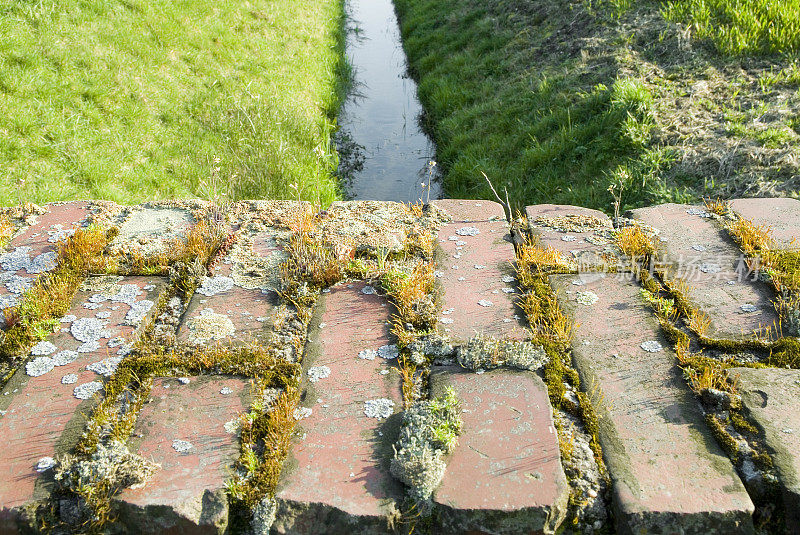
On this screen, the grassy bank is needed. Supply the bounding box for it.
[394,0,800,213]
[0,0,349,205]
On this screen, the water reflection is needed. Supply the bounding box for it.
[338,0,440,202]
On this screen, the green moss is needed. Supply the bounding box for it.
[730,411,759,436]
[705,414,740,465]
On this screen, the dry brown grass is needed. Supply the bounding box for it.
[231,387,300,507]
[397,356,418,409]
[729,217,772,257]
[382,261,439,329]
[614,225,656,259]
[687,309,712,337]
[703,197,730,216]
[0,215,12,249]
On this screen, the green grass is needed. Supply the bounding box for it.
[0,0,349,205]
[663,0,800,56]
[394,0,682,214]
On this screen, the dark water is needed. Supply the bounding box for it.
[338,0,441,202]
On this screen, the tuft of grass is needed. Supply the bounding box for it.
[703,197,730,216]
[0,216,12,250]
[662,0,800,56]
[0,0,349,205]
[614,225,656,259]
[229,388,300,508]
[380,261,439,330]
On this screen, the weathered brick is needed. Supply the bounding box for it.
[273,282,404,534]
[631,203,778,340]
[730,198,800,250]
[729,367,800,532]
[109,202,198,258]
[114,376,250,534]
[526,204,615,272]
[431,200,526,343]
[0,202,93,328]
[177,226,287,346]
[0,275,166,532]
[553,274,754,534]
[430,366,569,534]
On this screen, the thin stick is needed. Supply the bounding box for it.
[480,171,511,222]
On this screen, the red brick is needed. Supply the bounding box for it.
[430,367,569,534]
[0,276,166,529]
[631,203,778,340]
[526,204,615,272]
[553,274,754,534]
[177,227,286,346]
[115,376,250,534]
[273,282,404,534]
[432,200,527,343]
[729,367,800,532]
[730,197,800,250]
[0,202,93,329]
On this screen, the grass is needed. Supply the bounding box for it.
[662,0,800,56]
[0,0,349,205]
[392,0,682,214]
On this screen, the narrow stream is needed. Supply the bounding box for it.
[337,0,441,202]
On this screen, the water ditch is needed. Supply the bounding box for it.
[336,0,441,203]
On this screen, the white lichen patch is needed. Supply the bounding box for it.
[220,386,233,395]
[87,356,123,377]
[562,235,577,242]
[307,366,331,382]
[61,374,78,385]
[390,388,462,507]
[186,309,235,344]
[686,208,712,218]
[440,318,454,324]
[361,285,376,295]
[124,299,153,326]
[74,381,104,400]
[78,341,101,353]
[358,349,377,360]
[47,224,76,243]
[224,419,241,435]
[196,275,235,297]
[3,273,32,294]
[225,228,288,291]
[478,299,493,307]
[456,226,480,237]
[293,407,312,420]
[740,304,758,313]
[52,350,78,366]
[0,247,57,274]
[364,398,395,419]
[501,287,515,293]
[691,244,708,252]
[378,344,399,360]
[26,356,55,377]
[36,457,57,472]
[576,291,599,306]
[640,340,663,352]
[178,377,191,385]
[54,440,159,495]
[171,439,194,453]
[30,341,57,356]
[458,335,548,371]
[474,264,486,270]
[71,317,106,343]
[699,263,722,274]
